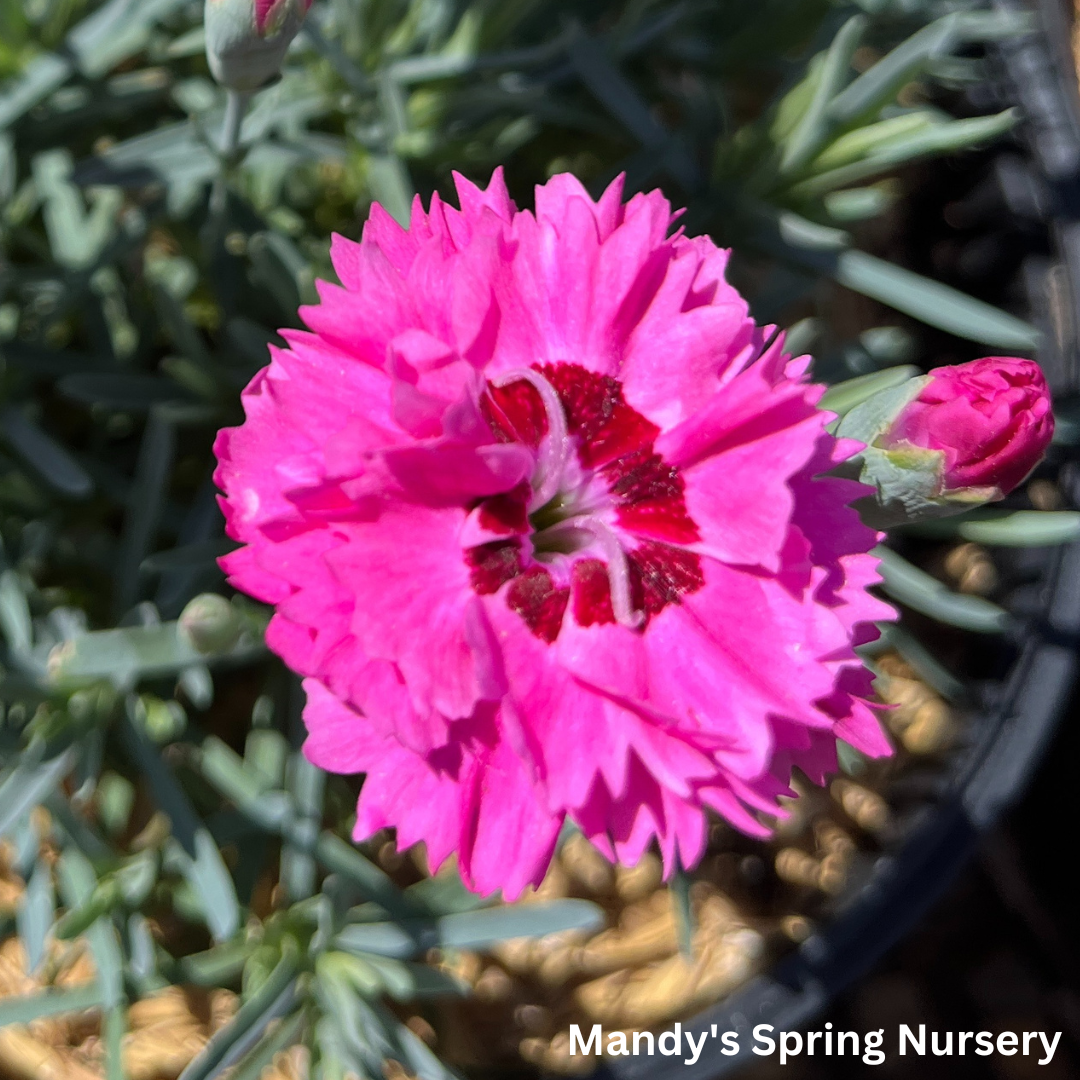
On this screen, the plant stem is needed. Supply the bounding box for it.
[209,89,251,221]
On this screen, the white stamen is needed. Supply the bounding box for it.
[561,515,644,630]
[492,368,568,509]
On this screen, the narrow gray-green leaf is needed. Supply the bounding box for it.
[826,15,958,127]
[316,971,386,1077]
[780,15,866,174]
[908,509,1080,547]
[872,622,966,703]
[314,833,417,918]
[18,858,55,975]
[281,754,324,902]
[791,110,1018,199]
[113,408,175,617]
[47,620,263,686]
[118,715,240,942]
[567,29,698,189]
[336,899,605,959]
[366,154,414,228]
[0,568,33,655]
[831,250,1039,351]
[177,948,298,1080]
[0,406,94,499]
[0,985,104,1027]
[958,510,1080,547]
[335,922,416,959]
[68,0,191,79]
[837,739,869,777]
[178,942,251,986]
[0,131,14,202]
[0,742,77,843]
[227,1009,307,1080]
[824,184,897,222]
[405,872,491,916]
[381,1002,464,1080]
[438,898,604,949]
[128,913,161,987]
[56,849,125,1009]
[103,1004,127,1080]
[0,54,72,130]
[248,231,317,315]
[198,732,407,919]
[671,868,694,960]
[875,546,1010,633]
[826,10,1032,128]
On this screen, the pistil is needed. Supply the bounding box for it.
[491,368,569,510]
[469,362,705,642]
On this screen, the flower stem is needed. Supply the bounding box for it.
[209,89,251,221]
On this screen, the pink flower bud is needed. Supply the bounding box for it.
[883,357,1053,496]
[835,356,1055,530]
[205,0,313,92]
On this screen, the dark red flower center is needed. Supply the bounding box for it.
[466,363,704,643]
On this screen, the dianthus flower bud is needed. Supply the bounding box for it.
[837,356,1054,530]
[205,0,313,92]
[179,593,242,653]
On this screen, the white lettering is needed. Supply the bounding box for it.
[607,1032,629,1056]
[863,1029,885,1065]
[753,1025,775,1056]
[931,1031,952,1056]
[659,1023,682,1057]
[1039,1032,1062,1065]
[683,1031,709,1066]
[779,1032,803,1065]
[899,1024,925,1055]
[837,1032,859,1055]
[569,1025,601,1056]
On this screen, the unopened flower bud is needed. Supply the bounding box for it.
[133,694,188,744]
[179,593,242,653]
[205,0,313,92]
[837,357,1054,530]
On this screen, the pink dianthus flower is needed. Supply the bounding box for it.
[214,169,894,899]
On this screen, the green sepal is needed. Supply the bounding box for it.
[835,375,929,446]
[836,375,1004,530]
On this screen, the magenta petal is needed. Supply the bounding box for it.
[681,408,822,571]
[383,442,533,505]
[303,680,467,874]
[487,598,635,810]
[327,507,501,722]
[457,739,563,900]
[452,166,516,225]
[302,680,379,775]
[216,169,896,897]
